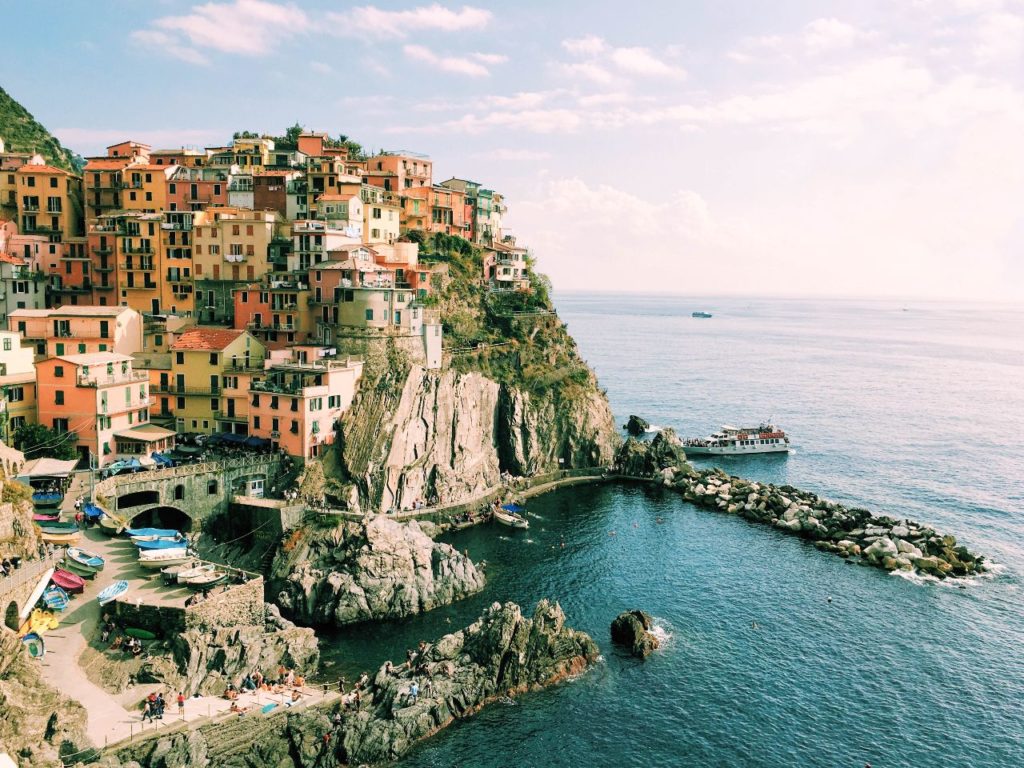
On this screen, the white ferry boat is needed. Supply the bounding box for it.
[683,424,790,455]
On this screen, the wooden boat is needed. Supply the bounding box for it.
[176,563,217,583]
[135,538,187,551]
[494,504,529,530]
[126,527,181,539]
[138,549,191,569]
[51,569,85,594]
[62,559,99,579]
[22,632,45,659]
[160,561,199,584]
[32,512,60,522]
[36,521,78,533]
[96,580,128,606]
[98,513,126,536]
[125,627,157,640]
[41,585,70,612]
[40,530,81,545]
[184,570,228,590]
[66,547,105,573]
[32,491,63,508]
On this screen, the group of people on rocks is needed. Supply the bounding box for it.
[99,614,145,658]
[223,665,307,702]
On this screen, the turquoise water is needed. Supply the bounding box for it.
[323,295,1024,767]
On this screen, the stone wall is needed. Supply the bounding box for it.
[111,600,187,636]
[184,576,264,631]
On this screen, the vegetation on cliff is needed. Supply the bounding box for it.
[0,85,82,171]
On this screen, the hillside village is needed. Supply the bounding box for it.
[0,128,535,466]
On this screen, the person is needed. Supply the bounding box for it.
[337,677,346,694]
[285,668,295,686]
[177,692,185,715]
[142,700,153,723]
[408,680,419,705]
[155,693,165,720]
[332,711,343,728]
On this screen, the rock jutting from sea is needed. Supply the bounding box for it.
[615,430,986,578]
[97,600,599,768]
[272,514,486,627]
[610,610,660,658]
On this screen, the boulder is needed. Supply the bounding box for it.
[610,610,660,659]
[623,415,650,436]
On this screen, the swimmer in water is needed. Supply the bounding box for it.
[827,596,832,604]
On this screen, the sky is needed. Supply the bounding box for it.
[3,0,1024,300]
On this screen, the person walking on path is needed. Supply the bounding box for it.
[177,692,185,716]
[142,700,153,723]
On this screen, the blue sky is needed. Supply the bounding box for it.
[4,0,1024,299]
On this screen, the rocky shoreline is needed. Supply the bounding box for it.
[617,430,986,578]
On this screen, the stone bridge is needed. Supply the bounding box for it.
[95,454,283,531]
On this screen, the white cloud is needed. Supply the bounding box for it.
[610,46,686,77]
[402,44,496,76]
[562,35,607,56]
[471,52,509,65]
[560,61,618,85]
[974,11,1024,61]
[132,0,309,62]
[558,36,685,81]
[328,4,491,39]
[310,61,333,74]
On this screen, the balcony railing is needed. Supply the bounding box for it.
[153,383,220,396]
[101,398,151,415]
[78,371,148,387]
[120,262,154,271]
[123,246,154,255]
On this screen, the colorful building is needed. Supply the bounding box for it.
[14,161,84,243]
[8,305,142,359]
[0,329,37,443]
[233,279,313,346]
[248,348,363,459]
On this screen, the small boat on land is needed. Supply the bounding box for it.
[36,521,78,533]
[691,311,713,319]
[161,561,200,584]
[138,548,191,568]
[32,512,60,522]
[83,503,104,522]
[20,608,59,636]
[40,530,81,545]
[51,569,85,594]
[97,580,129,606]
[125,627,157,641]
[98,512,126,536]
[32,491,63,508]
[176,563,216,583]
[495,504,529,530]
[62,559,99,579]
[41,585,70,611]
[22,632,45,658]
[126,527,181,539]
[66,547,105,573]
[683,423,791,456]
[185,570,228,590]
[135,537,187,551]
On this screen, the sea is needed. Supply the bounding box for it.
[321,295,1024,768]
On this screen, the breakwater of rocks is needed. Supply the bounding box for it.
[616,431,986,579]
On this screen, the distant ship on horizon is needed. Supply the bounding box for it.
[691,311,713,318]
[684,424,791,455]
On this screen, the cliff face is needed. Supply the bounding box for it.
[272,515,485,627]
[339,362,618,512]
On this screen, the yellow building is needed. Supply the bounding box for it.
[338,181,400,244]
[164,327,266,434]
[118,212,164,315]
[0,329,37,443]
[160,210,195,316]
[14,161,84,242]
[193,208,282,324]
[122,164,175,213]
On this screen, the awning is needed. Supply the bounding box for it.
[17,457,79,480]
[138,455,157,468]
[245,436,271,448]
[114,424,177,443]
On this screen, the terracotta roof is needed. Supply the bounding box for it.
[125,164,177,172]
[15,164,70,175]
[171,326,245,351]
[84,159,131,171]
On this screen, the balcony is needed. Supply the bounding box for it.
[21,203,40,212]
[123,246,154,255]
[101,398,151,415]
[52,285,92,294]
[78,371,148,387]
[94,264,114,272]
[249,322,296,332]
[217,414,246,424]
[153,383,220,396]
[119,282,158,291]
[251,379,303,395]
[93,283,114,291]
[223,362,267,373]
[120,262,154,271]
[93,246,114,255]
[161,222,193,231]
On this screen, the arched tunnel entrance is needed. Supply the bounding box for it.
[127,506,193,532]
[117,490,160,510]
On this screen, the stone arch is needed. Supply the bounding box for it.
[117,489,160,510]
[5,600,19,630]
[125,505,194,532]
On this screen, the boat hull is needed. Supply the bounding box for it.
[185,573,227,590]
[685,444,790,455]
[135,538,187,550]
[22,632,45,658]
[139,553,191,569]
[62,560,99,579]
[51,569,85,594]
[41,531,80,544]
[66,548,105,572]
[494,511,529,529]
[97,581,128,606]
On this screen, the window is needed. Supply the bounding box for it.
[53,418,68,433]
[8,386,23,402]
[56,343,64,356]
[49,177,57,188]
[209,352,218,365]
[365,309,373,321]
[208,480,218,495]
[177,397,185,409]
[54,365,64,378]
[290,420,299,434]
[176,352,184,364]
[253,416,261,429]
[100,320,109,338]
[2,338,9,352]
[78,343,86,353]
[54,390,65,405]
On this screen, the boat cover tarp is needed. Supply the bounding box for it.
[245,436,270,448]
[83,503,104,520]
[501,504,526,513]
[152,452,174,467]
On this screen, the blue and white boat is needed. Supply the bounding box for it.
[135,538,187,551]
[126,527,181,539]
[41,585,69,611]
[66,547,105,573]
[83,503,104,522]
[495,504,529,529]
[96,580,128,606]
[22,632,45,658]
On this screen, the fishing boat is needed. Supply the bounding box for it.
[135,537,187,551]
[160,561,199,584]
[691,311,713,319]
[125,627,157,640]
[82,503,104,523]
[36,521,78,534]
[494,504,529,530]
[21,632,45,659]
[96,580,129,606]
[683,423,791,455]
[176,563,217,584]
[138,548,191,569]
[51,569,85,594]
[32,491,63,508]
[97,512,126,536]
[32,512,61,522]
[126,527,182,539]
[66,547,105,573]
[185,570,228,590]
[41,585,70,612]
[62,559,99,579]
[40,530,81,545]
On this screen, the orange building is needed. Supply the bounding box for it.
[8,305,142,358]
[14,162,83,243]
[165,167,230,212]
[83,157,132,219]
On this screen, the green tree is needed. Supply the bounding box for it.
[13,423,78,461]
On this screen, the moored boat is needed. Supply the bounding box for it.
[19,608,59,637]
[125,627,157,640]
[176,563,217,584]
[98,512,126,536]
[62,559,99,579]
[96,580,129,606]
[160,561,200,584]
[494,504,529,530]
[32,512,60,522]
[66,547,105,573]
[21,632,45,658]
[40,530,80,545]
[41,585,70,611]
[691,311,713,319]
[185,570,228,590]
[51,569,85,594]
[36,521,78,533]
[683,423,791,456]
[138,548,191,568]
[135,537,187,551]
[82,503,104,522]
[32,491,63,508]
[126,527,181,539]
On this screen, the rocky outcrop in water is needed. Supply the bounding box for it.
[338,363,619,513]
[0,629,92,768]
[616,434,986,578]
[272,515,485,627]
[610,610,660,658]
[99,601,597,768]
[623,415,650,436]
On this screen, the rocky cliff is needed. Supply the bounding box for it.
[0,442,41,564]
[98,600,598,768]
[272,514,485,627]
[0,629,91,768]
